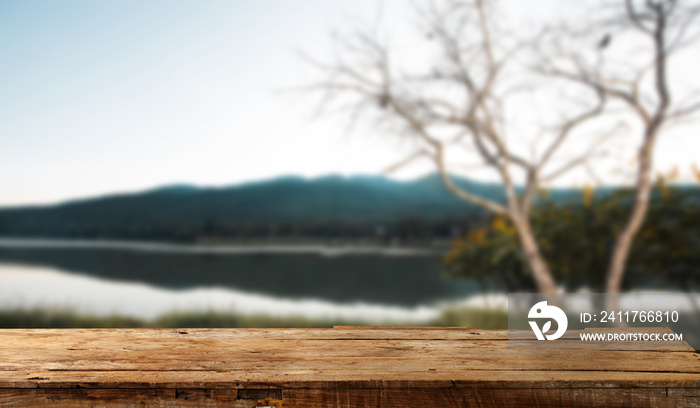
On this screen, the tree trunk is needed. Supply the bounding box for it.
[512,214,558,294]
[605,142,655,295]
[606,2,669,296]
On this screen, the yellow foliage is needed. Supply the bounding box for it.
[492,217,507,232]
[656,174,670,199]
[692,164,700,183]
[444,219,519,265]
[466,228,488,244]
[443,235,472,265]
[442,238,465,265]
[491,216,515,236]
[582,184,594,207]
[667,165,679,181]
[443,227,490,265]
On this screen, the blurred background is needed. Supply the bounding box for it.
[0,0,698,329]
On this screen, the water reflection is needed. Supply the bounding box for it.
[0,263,440,322]
[0,239,478,308]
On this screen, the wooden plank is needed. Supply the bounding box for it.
[0,387,695,408]
[0,326,686,344]
[669,387,700,398]
[0,327,512,341]
[0,330,697,375]
[1,346,697,374]
[0,328,697,407]
[0,326,687,341]
[0,388,241,408]
[1,370,699,390]
[511,326,694,350]
[282,388,694,408]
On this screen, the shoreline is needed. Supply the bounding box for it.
[0,237,448,257]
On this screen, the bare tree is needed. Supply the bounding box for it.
[543,0,700,295]
[304,0,614,293]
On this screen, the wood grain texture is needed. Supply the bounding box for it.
[283,388,700,408]
[0,327,697,407]
[0,389,242,408]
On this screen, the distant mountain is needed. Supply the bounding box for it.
[0,173,580,241]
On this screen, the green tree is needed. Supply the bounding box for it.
[443,181,700,292]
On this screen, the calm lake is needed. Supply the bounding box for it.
[0,239,478,321]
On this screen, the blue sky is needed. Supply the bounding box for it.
[0,0,419,205]
[1,0,698,206]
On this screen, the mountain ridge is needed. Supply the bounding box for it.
[2,172,683,242]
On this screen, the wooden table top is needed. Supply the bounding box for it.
[0,327,698,407]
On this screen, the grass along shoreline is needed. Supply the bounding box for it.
[0,306,508,329]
